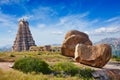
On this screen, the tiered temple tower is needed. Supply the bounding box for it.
[12,19,36,51]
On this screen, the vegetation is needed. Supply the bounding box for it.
[51,62,94,79]
[0,51,95,80]
[52,62,80,76]
[0,51,69,62]
[9,54,15,57]
[112,55,120,62]
[13,57,51,74]
[0,69,80,80]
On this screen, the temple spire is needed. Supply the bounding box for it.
[12,20,36,51]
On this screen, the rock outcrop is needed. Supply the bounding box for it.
[92,69,120,80]
[74,44,112,68]
[61,30,92,57]
[64,30,89,39]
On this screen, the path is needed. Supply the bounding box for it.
[0,62,14,71]
[74,61,120,70]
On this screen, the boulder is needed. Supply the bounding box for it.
[61,30,92,57]
[64,30,89,39]
[92,69,120,80]
[74,44,112,68]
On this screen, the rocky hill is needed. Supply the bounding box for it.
[0,46,11,52]
[95,38,120,56]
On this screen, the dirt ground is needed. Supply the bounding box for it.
[73,61,120,70]
[0,62,14,71]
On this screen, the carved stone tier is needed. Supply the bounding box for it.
[12,19,36,51]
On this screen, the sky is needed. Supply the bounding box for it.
[0,0,120,47]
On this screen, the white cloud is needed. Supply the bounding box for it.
[57,14,88,29]
[55,12,99,32]
[18,15,33,21]
[51,31,63,35]
[36,24,46,28]
[91,27,120,34]
[0,0,30,5]
[105,16,120,22]
[30,7,57,21]
[0,11,17,29]
[0,11,18,47]
[0,4,120,47]
[0,0,9,4]
[8,30,12,33]
[86,16,120,36]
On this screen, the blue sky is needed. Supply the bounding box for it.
[0,0,120,47]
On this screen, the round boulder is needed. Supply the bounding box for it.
[65,30,89,39]
[61,31,92,57]
[74,44,112,68]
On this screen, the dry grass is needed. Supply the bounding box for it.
[0,51,94,80]
[0,51,72,63]
[0,69,81,80]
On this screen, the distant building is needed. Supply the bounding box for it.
[12,19,36,52]
[50,46,61,52]
[29,45,61,52]
[44,45,51,51]
[29,46,45,52]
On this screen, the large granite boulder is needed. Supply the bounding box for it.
[65,30,89,39]
[61,30,92,57]
[74,44,112,68]
[92,69,120,80]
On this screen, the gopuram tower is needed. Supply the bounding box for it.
[12,19,36,52]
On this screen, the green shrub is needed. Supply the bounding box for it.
[51,62,94,79]
[112,55,118,58]
[79,68,94,79]
[13,57,51,74]
[37,52,42,55]
[10,54,15,57]
[52,62,79,76]
[112,55,120,62]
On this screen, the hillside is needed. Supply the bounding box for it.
[0,46,11,52]
[95,38,120,56]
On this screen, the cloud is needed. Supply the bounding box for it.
[105,16,120,22]
[85,16,120,36]
[95,27,120,33]
[36,24,46,28]
[30,7,57,21]
[0,0,30,5]
[88,27,120,35]
[55,12,99,32]
[0,11,18,47]
[57,14,88,28]
[0,4,120,47]
[51,31,63,35]
[8,30,12,33]
[18,15,33,21]
[0,0,9,4]
[0,11,17,28]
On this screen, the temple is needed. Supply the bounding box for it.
[12,19,36,51]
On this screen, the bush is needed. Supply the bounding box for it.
[112,55,118,58]
[79,68,94,79]
[37,51,42,55]
[51,62,94,79]
[9,54,15,57]
[112,55,120,62]
[52,62,79,76]
[13,57,51,74]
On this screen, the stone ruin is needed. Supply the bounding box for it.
[61,30,112,68]
[12,19,36,52]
